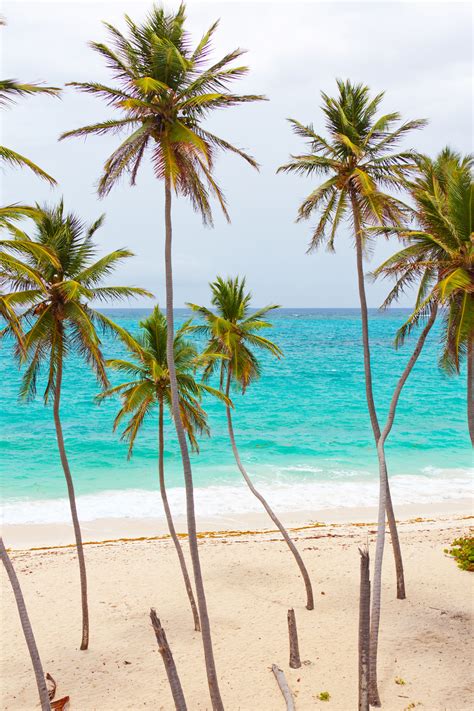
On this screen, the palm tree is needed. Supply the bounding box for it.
[99,305,229,632]
[278,79,426,705]
[374,148,474,444]
[0,201,151,650]
[60,6,263,706]
[0,537,51,711]
[1,19,59,183]
[188,276,315,610]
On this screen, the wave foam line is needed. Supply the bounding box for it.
[1,472,473,525]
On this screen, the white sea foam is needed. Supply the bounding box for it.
[2,470,472,525]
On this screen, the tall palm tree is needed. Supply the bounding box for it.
[0,201,151,650]
[188,276,315,610]
[374,148,474,444]
[99,305,229,632]
[0,537,51,711]
[278,79,426,705]
[61,5,263,705]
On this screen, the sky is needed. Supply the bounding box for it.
[1,0,472,307]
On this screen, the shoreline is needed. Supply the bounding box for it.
[2,499,472,549]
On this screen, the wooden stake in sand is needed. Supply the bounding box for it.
[287,609,301,669]
[272,664,296,711]
[150,609,187,711]
[358,548,370,711]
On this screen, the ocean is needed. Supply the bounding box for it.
[1,308,472,525]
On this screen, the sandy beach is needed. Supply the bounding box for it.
[1,506,473,710]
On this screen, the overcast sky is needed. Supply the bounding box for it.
[1,0,472,307]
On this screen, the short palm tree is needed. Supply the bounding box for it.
[374,148,474,444]
[61,6,263,705]
[99,306,228,632]
[0,201,151,650]
[0,537,51,711]
[278,79,426,705]
[188,276,315,610]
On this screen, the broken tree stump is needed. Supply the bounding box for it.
[287,608,301,669]
[150,608,187,711]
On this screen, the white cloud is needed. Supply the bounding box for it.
[1,0,472,307]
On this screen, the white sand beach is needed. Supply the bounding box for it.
[1,505,473,710]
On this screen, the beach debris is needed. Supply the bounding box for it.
[271,664,295,711]
[45,671,69,710]
[358,547,370,711]
[149,609,187,711]
[45,673,56,700]
[287,609,301,669]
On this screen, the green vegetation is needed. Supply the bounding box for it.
[445,537,474,571]
[395,677,406,685]
[317,691,331,701]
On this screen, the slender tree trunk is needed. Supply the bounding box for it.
[53,348,89,650]
[158,399,200,632]
[163,178,224,711]
[225,369,314,610]
[352,207,406,601]
[358,547,370,711]
[368,304,438,706]
[468,335,474,447]
[0,537,51,711]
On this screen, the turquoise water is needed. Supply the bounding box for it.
[1,308,472,522]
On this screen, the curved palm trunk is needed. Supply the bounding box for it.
[164,178,224,711]
[353,219,406,601]
[0,537,51,711]
[367,304,438,706]
[468,335,474,447]
[158,399,201,632]
[54,350,89,650]
[225,369,314,610]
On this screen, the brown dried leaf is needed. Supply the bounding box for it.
[45,673,56,701]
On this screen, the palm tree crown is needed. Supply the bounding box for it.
[61,2,263,221]
[99,305,227,454]
[278,79,427,250]
[374,147,473,372]
[187,276,282,391]
[0,200,151,398]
